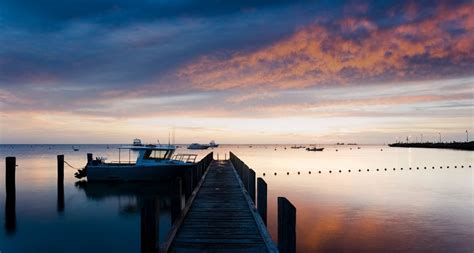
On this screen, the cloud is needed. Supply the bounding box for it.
[178,2,474,91]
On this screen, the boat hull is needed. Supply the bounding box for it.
[86,164,193,181]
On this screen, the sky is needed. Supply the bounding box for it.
[0,0,473,144]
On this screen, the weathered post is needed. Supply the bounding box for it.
[257,178,267,225]
[141,197,159,253]
[87,153,93,164]
[57,155,65,213]
[278,197,296,253]
[249,169,256,204]
[5,157,16,234]
[171,178,183,223]
[57,155,64,184]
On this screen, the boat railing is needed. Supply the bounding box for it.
[173,154,198,163]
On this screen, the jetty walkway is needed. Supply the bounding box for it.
[163,158,278,253]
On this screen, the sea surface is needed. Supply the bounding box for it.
[0,144,473,253]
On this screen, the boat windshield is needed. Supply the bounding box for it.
[143,149,173,160]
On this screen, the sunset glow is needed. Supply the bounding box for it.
[0,0,473,144]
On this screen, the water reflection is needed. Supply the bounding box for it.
[57,177,64,213]
[75,181,177,251]
[4,188,16,235]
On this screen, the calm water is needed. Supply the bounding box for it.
[0,144,473,252]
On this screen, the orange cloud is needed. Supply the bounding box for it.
[178,3,474,91]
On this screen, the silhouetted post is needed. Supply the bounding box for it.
[249,169,256,203]
[141,197,159,253]
[184,169,193,201]
[57,155,64,184]
[5,157,16,234]
[171,178,183,223]
[87,153,93,164]
[257,178,267,225]
[57,155,64,212]
[278,197,296,253]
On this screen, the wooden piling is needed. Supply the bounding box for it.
[249,169,256,203]
[87,153,93,164]
[257,177,267,225]
[57,155,64,212]
[6,157,16,198]
[141,197,159,253]
[5,157,16,234]
[278,197,296,253]
[171,178,183,223]
[57,155,64,184]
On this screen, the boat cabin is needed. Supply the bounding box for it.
[116,145,197,165]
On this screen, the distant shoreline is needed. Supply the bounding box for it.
[388,142,474,151]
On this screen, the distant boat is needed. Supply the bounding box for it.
[290,145,305,149]
[209,140,218,148]
[72,146,79,151]
[132,138,143,146]
[208,140,219,148]
[347,143,357,145]
[187,143,210,150]
[306,146,324,152]
[336,142,345,145]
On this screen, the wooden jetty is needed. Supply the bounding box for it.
[4,152,295,253]
[162,157,279,253]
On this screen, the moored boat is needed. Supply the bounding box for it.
[306,147,324,151]
[208,140,219,148]
[187,143,210,150]
[75,145,198,181]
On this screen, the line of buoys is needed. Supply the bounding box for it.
[260,165,472,176]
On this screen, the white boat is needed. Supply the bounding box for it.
[76,145,197,181]
[187,143,210,150]
[132,138,143,146]
[208,140,219,148]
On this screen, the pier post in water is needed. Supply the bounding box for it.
[278,197,296,253]
[257,178,267,225]
[249,169,256,203]
[141,197,159,253]
[87,153,93,164]
[57,155,65,212]
[171,178,183,223]
[5,157,17,234]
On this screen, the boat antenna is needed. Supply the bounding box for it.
[172,126,176,145]
[168,132,170,146]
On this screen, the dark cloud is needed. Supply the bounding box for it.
[1,0,473,117]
